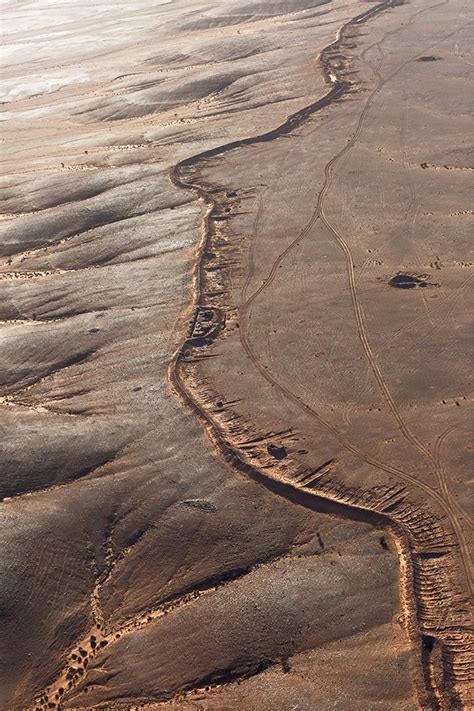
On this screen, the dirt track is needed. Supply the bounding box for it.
[170,0,473,706]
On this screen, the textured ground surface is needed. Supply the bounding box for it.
[1,0,472,709]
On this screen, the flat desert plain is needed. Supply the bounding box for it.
[0,0,472,709]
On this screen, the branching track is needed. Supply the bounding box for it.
[237,0,473,597]
[167,1,473,709]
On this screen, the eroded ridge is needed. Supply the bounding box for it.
[168,1,473,709]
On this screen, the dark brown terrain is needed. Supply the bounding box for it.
[1,0,472,709]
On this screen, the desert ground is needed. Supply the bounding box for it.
[0,0,472,709]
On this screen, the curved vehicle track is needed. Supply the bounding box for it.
[236,0,474,596]
[170,0,473,707]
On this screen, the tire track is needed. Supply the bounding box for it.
[240,2,454,465]
[168,0,472,706]
[434,427,474,529]
[315,19,440,467]
[236,0,473,593]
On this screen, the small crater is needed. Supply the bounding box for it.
[389,273,434,289]
[181,499,218,513]
[267,443,288,460]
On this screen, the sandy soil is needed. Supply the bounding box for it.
[1,0,472,709]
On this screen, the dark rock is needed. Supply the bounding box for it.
[267,443,288,460]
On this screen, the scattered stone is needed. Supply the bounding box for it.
[181,499,218,513]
